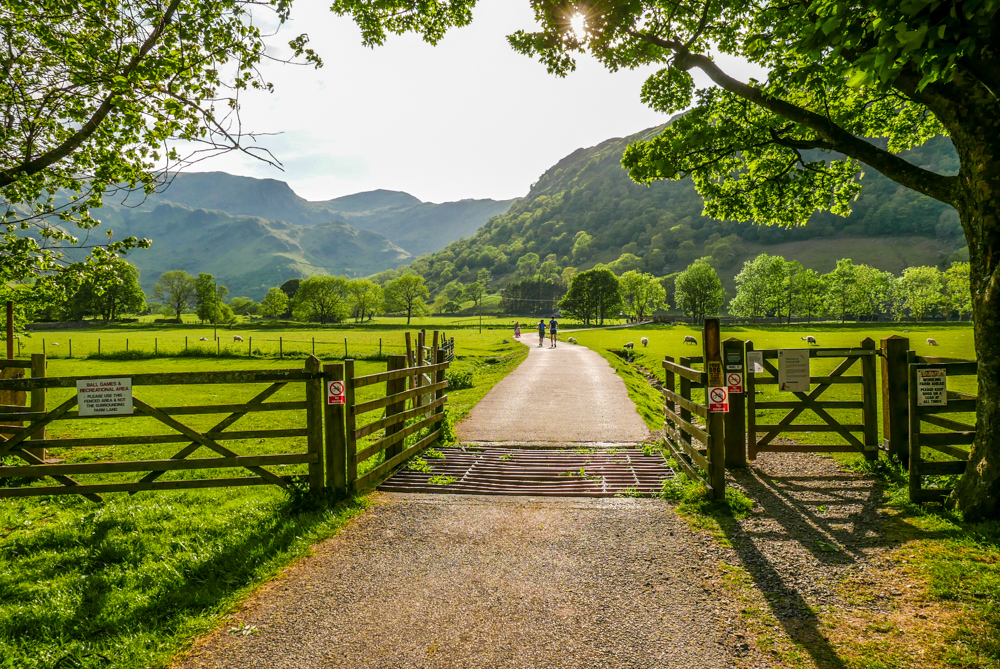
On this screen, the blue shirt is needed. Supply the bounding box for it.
[549,320,558,332]
[537,322,546,334]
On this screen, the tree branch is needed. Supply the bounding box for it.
[632,31,958,205]
[0,0,182,189]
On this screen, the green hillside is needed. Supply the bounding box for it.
[112,204,411,298]
[111,172,513,257]
[405,126,965,293]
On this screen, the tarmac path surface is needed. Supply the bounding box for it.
[174,339,756,669]
[454,337,651,444]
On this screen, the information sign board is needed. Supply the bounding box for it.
[76,378,133,417]
[778,350,810,392]
[707,361,724,387]
[709,386,729,413]
[916,368,947,406]
[327,380,346,405]
[725,349,743,371]
[727,372,743,394]
[747,350,764,373]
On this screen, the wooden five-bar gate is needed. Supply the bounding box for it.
[745,338,879,461]
[0,331,454,500]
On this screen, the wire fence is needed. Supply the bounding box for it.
[11,335,415,362]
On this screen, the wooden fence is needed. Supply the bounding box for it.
[745,338,878,461]
[907,357,977,503]
[0,358,326,500]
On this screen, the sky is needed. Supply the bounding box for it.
[193,1,760,205]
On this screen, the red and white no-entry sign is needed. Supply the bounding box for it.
[709,386,729,413]
[327,380,345,405]
[727,372,743,394]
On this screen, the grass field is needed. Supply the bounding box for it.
[562,321,976,450]
[0,328,527,669]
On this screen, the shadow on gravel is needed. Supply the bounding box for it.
[720,466,887,669]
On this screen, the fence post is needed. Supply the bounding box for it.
[663,355,676,442]
[249,337,252,358]
[279,337,283,359]
[435,348,447,428]
[907,360,921,501]
[324,362,347,495]
[414,330,425,410]
[345,358,357,490]
[155,339,158,356]
[184,336,187,352]
[384,355,407,459]
[703,318,725,500]
[29,353,46,462]
[304,356,324,494]
[859,337,879,462]
[69,339,72,359]
[98,338,101,356]
[722,337,747,468]
[745,341,758,461]
[880,335,910,466]
[678,355,693,455]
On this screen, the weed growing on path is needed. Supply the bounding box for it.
[427,475,457,486]
[408,457,432,472]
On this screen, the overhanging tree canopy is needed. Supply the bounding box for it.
[335,0,1000,518]
[1,0,319,313]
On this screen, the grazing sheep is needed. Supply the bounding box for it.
[233,335,244,342]
[624,342,634,350]
[51,342,58,346]
[683,335,697,345]
[902,330,910,333]
[568,337,577,344]
[800,335,817,345]
[640,337,649,347]
[199,337,209,341]
[927,337,938,346]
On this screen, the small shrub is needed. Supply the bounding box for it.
[446,364,474,390]
[87,349,156,361]
[423,448,446,460]
[428,475,457,486]
[615,486,645,498]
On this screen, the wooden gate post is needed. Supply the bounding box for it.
[324,362,347,495]
[384,355,407,460]
[678,355,694,454]
[703,318,725,500]
[860,337,879,462]
[304,356,324,493]
[345,358,357,491]
[745,340,758,461]
[434,348,447,427]
[28,353,46,462]
[880,335,910,466]
[722,337,747,468]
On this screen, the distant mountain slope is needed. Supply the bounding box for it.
[404,126,964,294]
[330,198,515,256]
[113,204,411,298]
[109,172,514,256]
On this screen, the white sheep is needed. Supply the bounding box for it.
[233,335,244,342]
[683,335,697,345]
[624,342,634,349]
[640,337,649,347]
[51,342,58,346]
[800,335,817,345]
[199,337,209,341]
[927,337,938,346]
[567,337,577,344]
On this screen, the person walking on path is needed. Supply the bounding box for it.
[536,319,546,347]
[549,316,558,348]
[514,321,521,339]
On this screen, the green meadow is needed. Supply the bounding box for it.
[0,327,526,669]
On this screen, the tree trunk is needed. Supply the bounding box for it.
[950,122,1000,520]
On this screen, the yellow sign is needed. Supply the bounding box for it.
[707,361,724,387]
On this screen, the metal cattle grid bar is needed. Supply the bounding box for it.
[378,446,675,497]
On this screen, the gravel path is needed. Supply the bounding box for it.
[455,338,650,444]
[176,494,759,669]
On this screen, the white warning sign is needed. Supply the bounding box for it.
[727,372,743,394]
[327,380,346,405]
[778,349,810,392]
[709,386,730,413]
[76,378,133,416]
[747,350,764,373]
[917,368,947,406]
